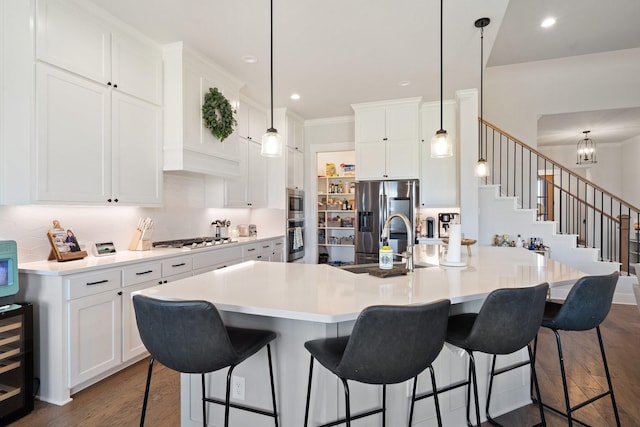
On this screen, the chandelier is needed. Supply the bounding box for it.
[576,130,596,165]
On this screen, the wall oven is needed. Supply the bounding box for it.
[286,188,305,261]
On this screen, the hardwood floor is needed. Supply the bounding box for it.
[8,304,639,426]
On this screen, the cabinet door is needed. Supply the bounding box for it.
[248,104,267,141]
[68,290,122,387]
[247,140,268,207]
[224,138,249,207]
[35,64,112,203]
[385,104,419,140]
[355,140,386,180]
[286,147,304,189]
[122,281,156,362]
[36,0,111,85]
[111,91,162,205]
[420,102,457,206]
[111,32,162,105]
[385,138,420,179]
[354,109,385,142]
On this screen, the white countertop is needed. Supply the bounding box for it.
[18,236,283,276]
[137,246,586,323]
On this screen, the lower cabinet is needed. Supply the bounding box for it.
[20,236,285,404]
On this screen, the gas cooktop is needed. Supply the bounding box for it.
[152,236,237,250]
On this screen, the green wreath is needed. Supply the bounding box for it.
[202,87,237,142]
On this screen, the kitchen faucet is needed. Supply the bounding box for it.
[381,213,415,272]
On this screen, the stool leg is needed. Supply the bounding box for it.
[596,326,621,427]
[467,351,481,427]
[552,330,573,426]
[408,376,418,427]
[266,344,279,427]
[382,384,387,427]
[527,344,547,427]
[340,377,351,427]
[140,357,155,427]
[485,355,499,426]
[224,366,237,427]
[428,365,443,427]
[201,374,207,427]
[304,356,315,427]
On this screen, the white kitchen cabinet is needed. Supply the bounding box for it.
[243,240,273,261]
[224,139,268,208]
[270,239,285,262]
[419,100,458,207]
[66,269,123,388]
[353,98,421,180]
[267,108,306,210]
[237,96,268,142]
[35,63,162,205]
[192,245,244,274]
[163,42,243,177]
[36,0,162,105]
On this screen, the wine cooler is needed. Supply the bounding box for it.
[0,303,33,424]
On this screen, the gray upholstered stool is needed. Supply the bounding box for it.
[445,283,549,427]
[303,299,451,427]
[534,271,621,426]
[133,294,279,427]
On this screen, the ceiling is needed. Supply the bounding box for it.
[86,0,640,144]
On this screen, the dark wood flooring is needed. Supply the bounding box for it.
[8,304,639,426]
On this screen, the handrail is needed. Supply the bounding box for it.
[480,118,640,273]
[482,120,640,212]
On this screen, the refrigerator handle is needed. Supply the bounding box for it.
[380,192,387,242]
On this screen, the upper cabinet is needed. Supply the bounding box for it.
[419,100,458,207]
[163,42,243,177]
[27,0,163,205]
[237,96,267,142]
[35,0,162,106]
[352,98,421,180]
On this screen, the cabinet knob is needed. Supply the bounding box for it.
[117,291,123,296]
[107,82,112,86]
[113,198,119,203]
[107,198,112,202]
[383,137,388,141]
[113,84,118,88]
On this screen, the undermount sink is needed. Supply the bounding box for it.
[338,263,433,274]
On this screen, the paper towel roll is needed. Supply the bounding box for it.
[446,223,462,263]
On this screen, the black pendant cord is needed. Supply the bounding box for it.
[269,0,274,131]
[439,0,444,131]
[480,26,484,159]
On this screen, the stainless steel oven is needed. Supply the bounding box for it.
[287,217,305,262]
[287,188,304,219]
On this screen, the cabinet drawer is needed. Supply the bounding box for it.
[192,246,243,270]
[162,256,193,277]
[66,270,122,300]
[123,262,162,287]
[243,241,273,257]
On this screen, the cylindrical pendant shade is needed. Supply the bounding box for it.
[431,129,452,158]
[261,128,282,157]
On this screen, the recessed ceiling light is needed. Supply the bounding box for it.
[290,93,300,100]
[541,17,556,28]
[398,80,411,87]
[241,55,258,64]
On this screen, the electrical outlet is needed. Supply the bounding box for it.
[232,375,245,401]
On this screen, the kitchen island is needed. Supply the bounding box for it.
[136,245,587,427]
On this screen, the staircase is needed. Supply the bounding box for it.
[477,120,638,304]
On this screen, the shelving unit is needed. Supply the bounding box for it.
[317,176,356,265]
[0,303,33,424]
[630,231,640,266]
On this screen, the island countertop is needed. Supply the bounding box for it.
[137,245,586,323]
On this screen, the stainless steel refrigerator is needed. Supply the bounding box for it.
[355,180,419,265]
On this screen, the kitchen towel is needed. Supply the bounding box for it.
[446,223,462,263]
[293,227,304,250]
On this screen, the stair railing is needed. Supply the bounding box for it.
[480,119,640,274]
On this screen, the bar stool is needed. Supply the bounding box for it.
[445,283,549,427]
[132,294,279,427]
[533,271,621,426]
[303,299,451,427]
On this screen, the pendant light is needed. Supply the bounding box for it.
[576,130,597,164]
[474,17,490,177]
[261,0,282,157]
[430,0,452,158]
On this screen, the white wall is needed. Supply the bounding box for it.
[485,48,640,149]
[622,134,640,208]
